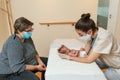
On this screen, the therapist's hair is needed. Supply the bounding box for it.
[75,13,98,33]
[14,17,33,34]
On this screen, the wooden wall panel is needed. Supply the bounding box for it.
[0,0,9,50]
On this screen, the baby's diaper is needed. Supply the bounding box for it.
[79,51,87,57]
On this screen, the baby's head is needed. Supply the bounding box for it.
[58,45,70,54]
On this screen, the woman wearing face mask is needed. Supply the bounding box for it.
[0,17,47,80]
[59,13,120,80]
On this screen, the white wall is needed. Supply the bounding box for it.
[10,0,98,57]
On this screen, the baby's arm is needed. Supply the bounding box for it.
[80,42,91,53]
[70,49,80,57]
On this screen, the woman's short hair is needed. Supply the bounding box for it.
[14,17,33,33]
[75,13,98,33]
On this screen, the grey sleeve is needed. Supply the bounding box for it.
[29,38,38,54]
[7,41,25,73]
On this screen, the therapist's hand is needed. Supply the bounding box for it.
[80,48,85,51]
[59,53,70,60]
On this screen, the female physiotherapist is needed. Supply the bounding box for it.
[59,13,120,80]
[0,17,47,80]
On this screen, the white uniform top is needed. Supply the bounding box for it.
[92,27,120,74]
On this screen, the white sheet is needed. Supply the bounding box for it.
[45,39,107,80]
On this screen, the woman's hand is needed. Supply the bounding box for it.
[35,54,47,71]
[80,48,85,51]
[37,64,46,71]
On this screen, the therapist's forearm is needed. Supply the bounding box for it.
[70,57,92,63]
[67,47,100,63]
[85,46,91,53]
[69,51,100,63]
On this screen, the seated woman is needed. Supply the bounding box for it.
[58,45,87,58]
[0,17,47,80]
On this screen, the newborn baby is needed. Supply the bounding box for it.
[58,45,87,57]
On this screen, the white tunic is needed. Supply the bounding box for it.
[92,27,120,74]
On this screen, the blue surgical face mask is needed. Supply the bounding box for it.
[23,32,32,39]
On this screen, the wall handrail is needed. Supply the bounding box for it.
[39,21,76,26]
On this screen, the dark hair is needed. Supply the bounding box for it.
[75,13,98,33]
[14,17,33,34]
[58,45,65,53]
[58,45,69,53]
